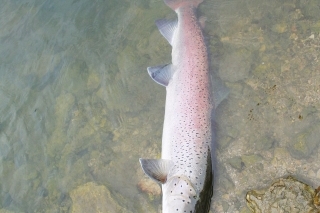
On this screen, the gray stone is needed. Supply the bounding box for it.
[70,182,128,213]
[246,176,320,213]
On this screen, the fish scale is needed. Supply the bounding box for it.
[139,0,227,212]
[165,4,212,197]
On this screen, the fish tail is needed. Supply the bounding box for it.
[164,0,203,10]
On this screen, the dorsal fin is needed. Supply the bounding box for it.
[198,16,206,29]
[211,72,229,108]
[147,64,174,87]
[155,19,177,46]
[139,158,174,184]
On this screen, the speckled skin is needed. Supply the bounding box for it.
[160,0,214,212]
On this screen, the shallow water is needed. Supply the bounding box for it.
[0,0,319,212]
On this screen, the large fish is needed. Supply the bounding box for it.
[140,0,226,212]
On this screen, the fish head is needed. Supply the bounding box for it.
[162,175,198,213]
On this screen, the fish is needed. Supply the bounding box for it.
[139,0,227,212]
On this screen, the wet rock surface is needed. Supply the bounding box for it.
[246,176,320,213]
[70,182,129,213]
[137,178,161,197]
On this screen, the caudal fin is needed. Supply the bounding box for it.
[164,0,203,10]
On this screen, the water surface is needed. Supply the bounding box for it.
[0,0,319,212]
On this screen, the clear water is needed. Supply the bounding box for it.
[0,0,319,212]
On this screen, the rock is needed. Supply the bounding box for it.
[254,136,274,151]
[70,182,127,213]
[87,72,100,90]
[137,178,161,197]
[58,60,89,95]
[8,164,41,210]
[271,23,287,34]
[220,175,235,193]
[287,125,320,159]
[47,92,75,158]
[227,156,243,171]
[0,209,16,213]
[241,154,263,167]
[219,49,252,82]
[314,187,320,209]
[246,176,320,213]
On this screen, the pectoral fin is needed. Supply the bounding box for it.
[147,64,174,87]
[155,19,177,46]
[139,158,174,184]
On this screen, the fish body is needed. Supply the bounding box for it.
[140,0,219,212]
